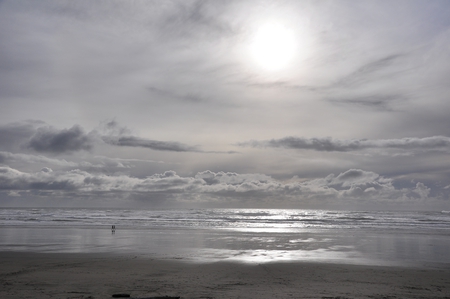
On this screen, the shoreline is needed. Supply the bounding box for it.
[1,251,449,299]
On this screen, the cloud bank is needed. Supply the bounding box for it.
[0,166,436,208]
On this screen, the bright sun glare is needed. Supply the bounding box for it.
[250,22,297,71]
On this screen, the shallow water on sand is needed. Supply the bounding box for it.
[1,225,449,268]
[1,208,449,267]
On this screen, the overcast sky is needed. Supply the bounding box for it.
[1,0,450,210]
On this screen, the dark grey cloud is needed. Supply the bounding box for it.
[102,136,200,153]
[96,119,200,152]
[98,120,237,154]
[0,122,98,155]
[27,125,93,154]
[102,134,239,153]
[0,121,43,151]
[239,136,450,153]
[0,121,224,155]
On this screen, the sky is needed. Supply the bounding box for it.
[1,0,450,210]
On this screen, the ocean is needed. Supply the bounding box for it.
[1,208,449,267]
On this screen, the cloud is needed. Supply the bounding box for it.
[102,136,200,153]
[334,54,406,88]
[0,151,79,167]
[157,0,235,41]
[0,151,137,174]
[412,182,431,200]
[239,136,450,153]
[0,166,438,207]
[94,155,164,165]
[27,125,94,154]
[1,1,450,210]
[195,170,272,186]
[98,120,236,154]
[99,120,200,152]
[0,121,43,151]
[0,166,79,191]
[0,121,96,155]
[328,94,406,111]
[0,122,93,154]
[148,86,207,103]
[0,120,232,154]
[97,119,132,136]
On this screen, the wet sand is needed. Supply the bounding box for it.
[1,251,449,299]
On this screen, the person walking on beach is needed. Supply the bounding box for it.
[112,225,116,233]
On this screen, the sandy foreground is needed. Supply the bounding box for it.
[1,252,449,299]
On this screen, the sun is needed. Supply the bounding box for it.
[250,22,297,71]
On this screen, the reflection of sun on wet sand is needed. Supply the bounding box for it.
[1,252,449,299]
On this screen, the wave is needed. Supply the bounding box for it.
[1,208,449,231]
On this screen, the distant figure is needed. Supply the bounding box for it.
[112,225,116,234]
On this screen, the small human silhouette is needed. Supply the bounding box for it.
[111,225,116,234]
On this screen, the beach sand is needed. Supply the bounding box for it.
[1,252,449,299]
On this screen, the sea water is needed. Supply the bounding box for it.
[0,208,449,267]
